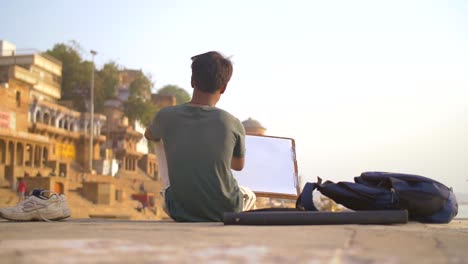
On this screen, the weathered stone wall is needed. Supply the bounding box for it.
[82,181,116,205]
[138,154,158,180]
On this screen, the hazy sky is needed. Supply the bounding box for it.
[3,0,468,192]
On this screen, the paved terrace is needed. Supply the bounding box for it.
[0,218,467,263]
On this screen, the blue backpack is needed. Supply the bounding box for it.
[297,172,458,223]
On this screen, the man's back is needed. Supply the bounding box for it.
[152,104,245,221]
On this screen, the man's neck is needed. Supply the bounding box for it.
[189,89,220,107]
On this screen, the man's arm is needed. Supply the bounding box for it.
[231,120,246,171]
[144,128,159,141]
[145,110,164,141]
[231,157,244,171]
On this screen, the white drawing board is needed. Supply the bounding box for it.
[232,135,300,198]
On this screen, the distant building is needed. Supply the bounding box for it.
[117,69,143,101]
[0,40,106,191]
[0,40,62,102]
[118,69,141,87]
[151,94,176,109]
[0,40,177,197]
[100,98,145,173]
[115,69,152,155]
[242,118,266,136]
[101,68,160,177]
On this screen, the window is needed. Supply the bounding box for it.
[16,91,21,107]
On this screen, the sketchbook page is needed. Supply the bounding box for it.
[232,135,298,196]
[155,141,170,190]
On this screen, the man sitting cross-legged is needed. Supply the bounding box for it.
[145,51,256,222]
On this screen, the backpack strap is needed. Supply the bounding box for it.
[296,178,322,211]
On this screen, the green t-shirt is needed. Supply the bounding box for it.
[148,104,245,222]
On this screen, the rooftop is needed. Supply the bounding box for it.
[242,117,266,129]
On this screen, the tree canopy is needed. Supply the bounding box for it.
[156,85,191,105]
[129,72,152,100]
[46,42,121,112]
[124,72,157,127]
[46,41,188,128]
[98,62,120,99]
[46,43,91,111]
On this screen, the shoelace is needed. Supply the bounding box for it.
[32,198,53,222]
[25,190,63,222]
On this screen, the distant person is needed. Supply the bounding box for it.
[136,201,147,214]
[16,178,27,202]
[145,51,256,222]
[139,182,146,194]
[149,198,157,215]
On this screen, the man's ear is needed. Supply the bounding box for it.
[220,86,227,94]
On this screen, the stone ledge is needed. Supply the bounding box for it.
[88,214,132,220]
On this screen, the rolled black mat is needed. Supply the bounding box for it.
[223,210,408,225]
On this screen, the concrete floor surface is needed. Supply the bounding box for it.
[0,218,467,263]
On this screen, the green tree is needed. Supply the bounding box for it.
[156,85,191,105]
[46,43,84,107]
[46,42,102,112]
[129,72,152,100]
[95,61,120,112]
[99,61,120,98]
[124,72,157,127]
[125,98,158,127]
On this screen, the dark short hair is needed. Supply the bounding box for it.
[191,51,233,93]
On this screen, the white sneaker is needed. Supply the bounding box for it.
[0,189,71,221]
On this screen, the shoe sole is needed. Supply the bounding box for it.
[0,211,71,222]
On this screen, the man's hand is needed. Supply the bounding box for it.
[231,157,244,171]
[144,128,159,141]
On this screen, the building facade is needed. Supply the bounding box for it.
[0,40,183,197]
[0,40,106,192]
[100,99,144,173]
